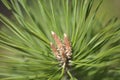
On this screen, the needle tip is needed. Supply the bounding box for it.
[64,33,67,37]
[51,31,55,35]
[50,42,53,45]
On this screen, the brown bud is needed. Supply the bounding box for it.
[50,43,58,56]
[51,31,63,49]
[50,32,72,66]
[64,33,71,51]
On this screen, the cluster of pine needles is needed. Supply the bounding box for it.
[0,0,120,80]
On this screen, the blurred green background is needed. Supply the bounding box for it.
[102,0,120,18]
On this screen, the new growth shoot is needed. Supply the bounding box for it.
[50,31,72,68]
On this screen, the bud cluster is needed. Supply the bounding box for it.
[50,31,72,67]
